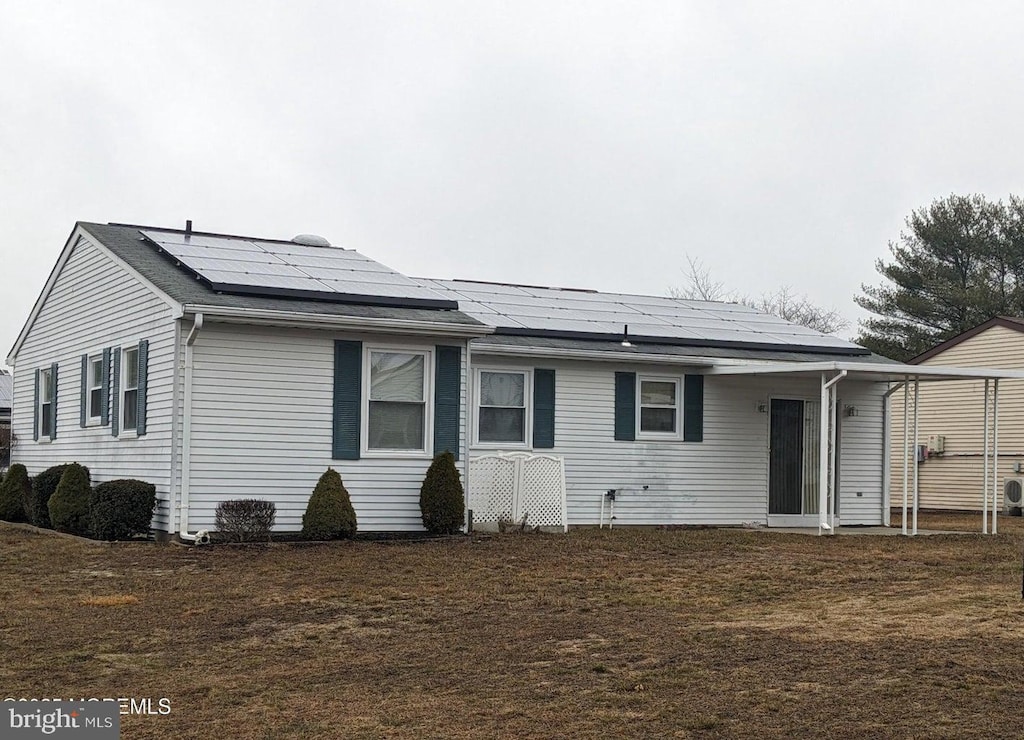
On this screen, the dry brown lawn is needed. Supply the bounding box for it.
[2,513,1024,738]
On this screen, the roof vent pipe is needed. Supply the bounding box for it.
[185,220,192,235]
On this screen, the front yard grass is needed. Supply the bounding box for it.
[2,512,1023,738]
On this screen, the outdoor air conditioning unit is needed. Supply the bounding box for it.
[1004,478,1024,516]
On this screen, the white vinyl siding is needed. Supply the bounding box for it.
[185,323,468,532]
[10,235,177,530]
[470,354,886,526]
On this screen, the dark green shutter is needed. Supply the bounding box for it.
[533,368,556,448]
[683,374,704,442]
[101,347,111,425]
[33,368,40,441]
[614,372,636,441]
[80,354,88,428]
[50,362,58,440]
[111,347,121,437]
[137,340,149,436]
[333,340,362,460]
[433,345,461,459]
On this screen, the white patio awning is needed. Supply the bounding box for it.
[705,360,1023,537]
[706,360,1024,383]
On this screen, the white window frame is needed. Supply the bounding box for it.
[87,354,104,425]
[636,375,682,440]
[121,346,139,437]
[38,367,54,442]
[361,345,433,458]
[473,367,532,448]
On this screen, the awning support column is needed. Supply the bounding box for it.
[983,379,990,534]
[902,374,910,536]
[993,379,1000,535]
[881,382,906,528]
[818,370,846,535]
[829,380,839,533]
[912,379,920,536]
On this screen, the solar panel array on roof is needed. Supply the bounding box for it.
[416,278,867,354]
[141,230,458,310]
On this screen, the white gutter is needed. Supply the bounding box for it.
[183,304,493,338]
[178,313,207,543]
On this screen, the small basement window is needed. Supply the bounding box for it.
[638,377,680,436]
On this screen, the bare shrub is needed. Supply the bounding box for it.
[215,499,276,543]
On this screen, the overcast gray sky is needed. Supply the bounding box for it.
[3,1,1023,367]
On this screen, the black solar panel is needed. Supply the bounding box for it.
[416,278,865,353]
[142,230,457,310]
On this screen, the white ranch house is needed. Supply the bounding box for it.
[8,221,1022,539]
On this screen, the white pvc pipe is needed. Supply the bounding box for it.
[912,379,919,536]
[983,379,990,534]
[178,313,204,542]
[818,371,845,534]
[600,492,606,529]
[993,379,1000,535]
[464,339,473,531]
[902,375,910,536]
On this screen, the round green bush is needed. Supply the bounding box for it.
[301,468,357,540]
[419,451,465,535]
[90,479,157,541]
[30,464,89,529]
[0,463,30,522]
[48,463,92,536]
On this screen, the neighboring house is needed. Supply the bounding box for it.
[0,369,11,469]
[8,221,1021,538]
[889,317,1024,512]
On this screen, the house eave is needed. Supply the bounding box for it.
[181,304,495,338]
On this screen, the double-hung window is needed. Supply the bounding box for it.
[477,370,529,445]
[88,355,103,422]
[122,347,139,432]
[367,349,428,452]
[39,368,54,438]
[638,377,680,436]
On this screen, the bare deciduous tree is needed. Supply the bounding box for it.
[670,256,851,335]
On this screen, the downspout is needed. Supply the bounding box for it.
[178,313,208,543]
[818,370,846,535]
[464,338,473,531]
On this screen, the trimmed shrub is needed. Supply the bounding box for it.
[419,451,465,535]
[301,468,357,540]
[90,479,157,541]
[48,463,92,535]
[215,499,276,542]
[0,463,30,522]
[30,464,89,529]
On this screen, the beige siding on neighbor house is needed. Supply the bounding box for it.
[10,235,178,528]
[889,325,1024,511]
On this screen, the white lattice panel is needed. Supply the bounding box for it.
[468,454,517,523]
[518,455,567,529]
[468,453,568,531]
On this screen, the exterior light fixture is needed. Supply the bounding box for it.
[621,324,632,348]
